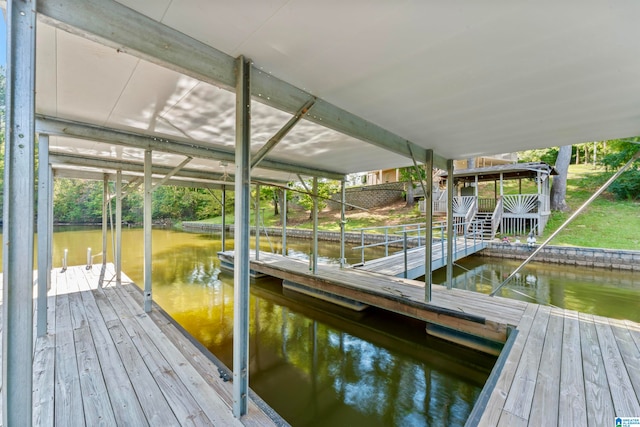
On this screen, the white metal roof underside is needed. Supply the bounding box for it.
[30,0,640,182]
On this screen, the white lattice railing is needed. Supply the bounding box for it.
[453,196,476,216]
[503,194,539,215]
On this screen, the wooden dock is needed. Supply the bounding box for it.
[354,237,487,279]
[221,251,640,426]
[0,264,279,426]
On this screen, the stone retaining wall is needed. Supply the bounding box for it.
[479,242,640,271]
[327,182,405,210]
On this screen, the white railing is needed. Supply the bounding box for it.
[491,197,503,237]
[503,194,540,215]
[352,220,487,277]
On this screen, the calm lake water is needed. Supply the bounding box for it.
[3,227,640,425]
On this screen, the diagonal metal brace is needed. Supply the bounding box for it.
[407,143,429,199]
[151,156,193,191]
[251,97,316,169]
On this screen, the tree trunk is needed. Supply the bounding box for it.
[405,177,415,207]
[551,145,572,211]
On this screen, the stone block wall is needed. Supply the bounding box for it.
[327,182,405,210]
[480,242,640,271]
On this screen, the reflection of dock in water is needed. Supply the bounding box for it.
[219,250,640,426]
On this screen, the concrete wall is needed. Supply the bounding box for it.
[480,242,640,271]
[327,182,405,210]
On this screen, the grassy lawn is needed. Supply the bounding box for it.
[189,164,639,250]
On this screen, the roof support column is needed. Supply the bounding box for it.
[103,174,109,266]
[340,180,346,268]
[446,159,454,290]
[37,134,51,337]
[115,170,122,284]
[424,150,433,302]
[143,149,153,312]
[221,187,226,252]
[255,183,260,260]
[2,0,37,424]
[312,177,319,274]
[281,189,287,256]
[233,55,251,418]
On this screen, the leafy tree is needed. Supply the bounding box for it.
[601,138,640,200]
[296,179,340,218]
[518,147,559,164]
[399,166,426,207]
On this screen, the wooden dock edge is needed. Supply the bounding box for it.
[464,327,519,427]
[249,259,511,347]
[123,280,291,427]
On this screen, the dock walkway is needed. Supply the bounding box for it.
[0,264,278,426]
[221,251,640,425]
[354,237,487,278]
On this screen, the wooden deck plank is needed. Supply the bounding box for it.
[609,318,640,403]
[528,307,564,427]
[74,326,118,426]
[594,315,640,416]
[578,313,614,427]
[500,305,550,423]
[32,334,55,427]
[558,310,587,426]
[75,272,150,427]
[54,329,85,426]
[105,318,180,426]
[476,304,538,427]
[101,284,222,426]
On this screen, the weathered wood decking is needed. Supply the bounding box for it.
[222,251,640,426]
[0,264,278,426]
[354,237,487,279]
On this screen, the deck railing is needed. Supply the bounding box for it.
[352,220,487,276]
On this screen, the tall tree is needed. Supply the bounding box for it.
[550,145,572,211]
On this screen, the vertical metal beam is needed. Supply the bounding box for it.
[255,183,260,260]
[3,1,37,424]
[424,150,433,302]
[312,177,319,274]
[143,149,153,312]
[340,180,346,268]
[221,187,226,252]
[446,159,454,290]
[115,170,122,284]
[281,188,287,256]
[48,166,54,280]
[102,174,109,266]
[37,134,51,337]
[233,55,251,418]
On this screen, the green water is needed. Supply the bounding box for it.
[5,227,640,425]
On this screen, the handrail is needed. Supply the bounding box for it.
[491,197,503,238]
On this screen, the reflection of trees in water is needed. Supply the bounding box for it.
[249,296,483,426]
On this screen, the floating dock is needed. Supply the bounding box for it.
[0,264,279,426]
[220,251,640,426]
[354,237,487,279]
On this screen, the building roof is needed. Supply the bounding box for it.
[21,0,640,182]
[441,162,558,183]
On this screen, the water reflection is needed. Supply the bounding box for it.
[432,256,640,322]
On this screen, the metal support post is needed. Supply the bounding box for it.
[221,187,226,251]
[312,177,319,274]
[103,174,109,265]
[255,183,260,260]
[37,134,51,337]
[233,55,251,418]
[339,180,346,268]
[424,150,433,301]
[144,149,153,312]
[115,170,122,284]
[446,159,454,289]
[3,1,37,424]
[282,189,287,256]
